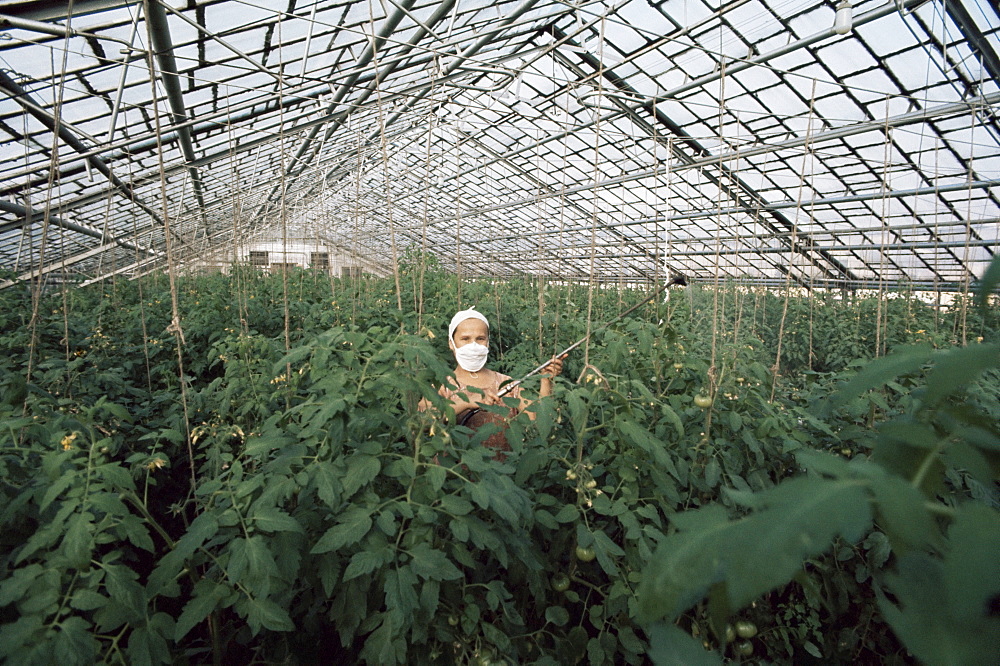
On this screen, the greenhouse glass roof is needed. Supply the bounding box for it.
[0,0,997,290]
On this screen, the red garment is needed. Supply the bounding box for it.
[438,370,521,412]
[439,371,521,460]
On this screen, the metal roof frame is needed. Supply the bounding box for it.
[0,0,996,290]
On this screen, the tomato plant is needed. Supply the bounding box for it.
[0,256,996,665]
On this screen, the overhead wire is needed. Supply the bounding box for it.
[142,0,197,502]
[24,0,78,423]
[771,77,818,403]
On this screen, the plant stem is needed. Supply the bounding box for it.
[910,437,947,490]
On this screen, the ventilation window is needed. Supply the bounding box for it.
[311,253,330,271]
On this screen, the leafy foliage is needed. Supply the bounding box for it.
[0,257,997,664]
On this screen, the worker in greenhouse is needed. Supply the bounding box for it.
[420,308,563,457]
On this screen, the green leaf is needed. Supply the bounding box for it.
[704,458,720,489]
[532,398,556,441]
[360,613,402,664]
[119,514,155,552]
[313,462,341,507]
[802,640,822,658]
[311,506,373,554]
[822,344,933,414]
[245,596,294,634]
[660,403,684,439]
[0,615,44,660]
[54,616,99,666]
[96,398,133,423]
[878,547,1000,666]
[439,494,473,516]
[174,581,226,641]
[343,549,386,582]
[70,588,108,611]
[159,428,185,444]
[62,511,95,569]
[243,535,278,592]
[618,624,646,655]
[41,471,76,512]
[317,554,340,597]
[103,563,145,616]
[449,518,470,543]
[243,429,294,457]
[342,454,381,498]
[479,473,531,525]
[384,566,419,618]
[409,543,462,581]
[593,529,626,557]
[147,512,219,595]
[97,463,137,493]
[869,473,937,552]
[943,503,1000,628]
[0,563,44,606]
[554,504,579,523]
[252,506,303,533]
[545,605,570,626]
[922,343,1000,406]
[647,621,722,666]
[877,420,940,449]
[639,477,872,623]
[426,464,446,492]
[566,391,589,435]
[272,344,314,375]
[724,477,872,609]
[468,482,489,510]
[376,509,398,537]
[793,448,855,478]
[126,615,172,666]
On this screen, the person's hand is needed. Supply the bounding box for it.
[481,388,503,405]
[542,354,565,378]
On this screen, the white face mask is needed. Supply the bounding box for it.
[454,342,488,372]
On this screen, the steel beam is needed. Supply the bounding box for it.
[0,0,135,22]
[144,0,208,230]
[0,67,172,229]
[250,0,431,223]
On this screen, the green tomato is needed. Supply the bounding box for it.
[724,624,736,643]
[447,614,460,626]
[735,620,758,638]
[575,545,596,562]
[551,573,570,592]
[694,394,712,408]
[735,640,754,657]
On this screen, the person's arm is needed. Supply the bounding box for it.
[420,382,500,421]
[517,356,564,418]
[539,358,563,398]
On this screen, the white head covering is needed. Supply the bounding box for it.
[448,308,489,342]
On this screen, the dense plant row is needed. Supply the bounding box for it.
[0,258,997,665]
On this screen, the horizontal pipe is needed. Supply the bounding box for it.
[0,198,158,256]
[410,179,1000,250]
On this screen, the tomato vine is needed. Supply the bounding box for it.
[0,258,997,665]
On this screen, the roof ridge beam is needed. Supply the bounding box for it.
[145,0,208,230]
